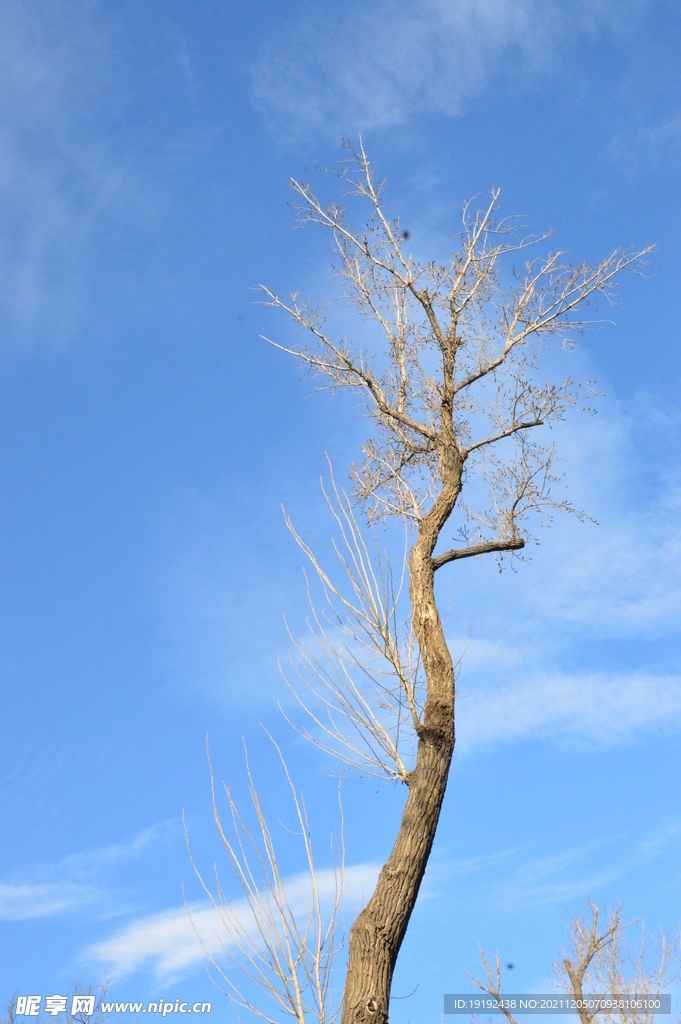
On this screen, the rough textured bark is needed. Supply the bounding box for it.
[341,474,460,1024]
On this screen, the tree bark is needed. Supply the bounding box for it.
[340,490,457,1024]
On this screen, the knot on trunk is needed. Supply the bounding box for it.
[364,997,387,1022]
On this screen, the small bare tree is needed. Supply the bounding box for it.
[185,735,346,1024]
[474,903,680,1024]
[255,139,652,1024]
[192,141,653,1024]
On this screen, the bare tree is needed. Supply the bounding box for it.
[254,138,653,1024]
[555,904,681,1024]
[185,735,346,1024]
[474,903,680,1024]
[192,141,652,1023]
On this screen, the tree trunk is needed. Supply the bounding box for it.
[340,515,456,1024]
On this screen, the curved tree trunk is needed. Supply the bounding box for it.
[340,484,458,1024]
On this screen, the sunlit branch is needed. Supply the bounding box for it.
[433,537,525,570]
[464,418,542,456]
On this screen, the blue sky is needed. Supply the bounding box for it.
[1,1,680,1021]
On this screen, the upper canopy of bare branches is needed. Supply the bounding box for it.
[261,138,653,563]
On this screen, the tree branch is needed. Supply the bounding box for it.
[433,537,525,570]
[464,419,542,456]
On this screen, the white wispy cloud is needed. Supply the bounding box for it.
[513,841,613,885]
[59,822,174,876]
[0,4,205,349]
[0,5,133,346]
[250,0,647,141]
[494,821,681,907]
[455,669,681,755]
[636,821,681,861]
[419,821,681,910]
[0,880,102,921]
[0,821,175,921]
[520,481,681,638]
[451,392,681,640]
[85,900,217,981]
[85,862,380,980]
[419,846,524,900]
[606,111,681,177]
[503,866,628,907]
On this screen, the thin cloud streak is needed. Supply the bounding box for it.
[477,397,681,639]
[0,821,176,921]
[59,821,176,876]
[0,5,131,346]
[419,846,524,900]
[85,862,381,980]
[503,868,628,907]
[418,822,681,911]
[0,881,102,922]
[527,503,681,637]
[606,112,681,177]
[456,670,681,755]
[494,822,681,909]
